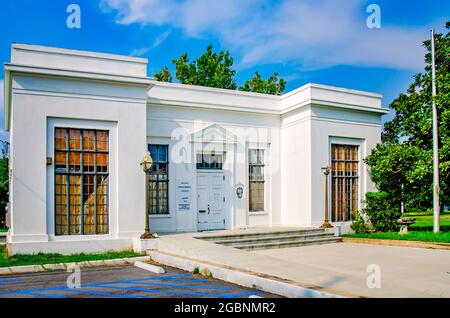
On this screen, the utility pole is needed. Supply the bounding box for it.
[431,29,440,233]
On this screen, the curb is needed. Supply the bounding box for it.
[342,237,450,250]
[148,250,355,298]
[0,256,150,275]
[134,260,165,274]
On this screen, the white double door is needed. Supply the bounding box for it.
[197,172,226,231]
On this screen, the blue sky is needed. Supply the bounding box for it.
[0,0,449,142]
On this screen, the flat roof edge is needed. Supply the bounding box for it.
[5,63,154,86]
[281,83,383,100]
[12,43,148,64]
[150,80,281,100]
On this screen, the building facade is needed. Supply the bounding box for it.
[3,44,388,254]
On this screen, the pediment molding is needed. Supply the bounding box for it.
[190,123,237,144]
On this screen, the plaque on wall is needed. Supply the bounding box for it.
[177,180,192,211]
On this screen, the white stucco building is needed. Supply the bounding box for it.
[3,44,388,254]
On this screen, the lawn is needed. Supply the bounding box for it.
[0,245,143,268]
[344,211,450,243]
[407,211,450,232]
[343,231,450,243]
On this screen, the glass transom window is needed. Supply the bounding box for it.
[196,152,224,170]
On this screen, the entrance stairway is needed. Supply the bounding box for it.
[198,228,341,251]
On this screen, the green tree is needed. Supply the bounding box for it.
[155,45,237,89]
[239,71,286,95]
[365,22,450,212]
[153,45,287,95]
[153,66,172,82]
[0,141,9,228]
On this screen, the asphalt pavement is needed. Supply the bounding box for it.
[0,264,280,298]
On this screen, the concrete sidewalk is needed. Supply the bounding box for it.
[152,230,450,298]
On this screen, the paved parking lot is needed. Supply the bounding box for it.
[0,265,279,298]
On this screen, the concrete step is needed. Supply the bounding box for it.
[197,228,340,251]
[198,228,325,241]
[235,237,342,251]
[213,231,335,246]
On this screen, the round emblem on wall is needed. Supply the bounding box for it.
[236,185,244,199]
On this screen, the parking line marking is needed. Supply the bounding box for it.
[0,271,262,298]
[0,273,205,297]
[50,288,144,298]
[155,278,210,283]
[0,278,21,284]
[93,274,209,286]
[90,284,257,298]
[129,281,231,290]
[99,280,231,291]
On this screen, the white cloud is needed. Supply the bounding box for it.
[131,29,172,56]
[100,0,433,71]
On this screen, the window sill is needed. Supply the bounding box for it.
[50,234,112,241]
[249,211,268,216]
[150,214,172,219]
[331,221,352,225]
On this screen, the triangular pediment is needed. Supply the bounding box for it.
[190,124,237,144]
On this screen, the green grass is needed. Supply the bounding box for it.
[0,229,8,233]
[344,211,450,243]
[406,211,450,231]
[0,245,142,268]
[343,231,450,243]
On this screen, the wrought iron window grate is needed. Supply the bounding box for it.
[331,144,359,222]
[54,128,109,235]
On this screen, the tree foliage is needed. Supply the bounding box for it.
[239,71,286,96]
[365,22,450,212]
[0,142,9,228]
[153,45,286,95]
[154,66,172,83]
[155,45,237,89]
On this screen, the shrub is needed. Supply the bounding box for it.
[350,211,370,234]
[351,192,401,233]
[364,192,401,232]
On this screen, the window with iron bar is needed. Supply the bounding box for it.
[331,144,359,222]
[54,128,109,235]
